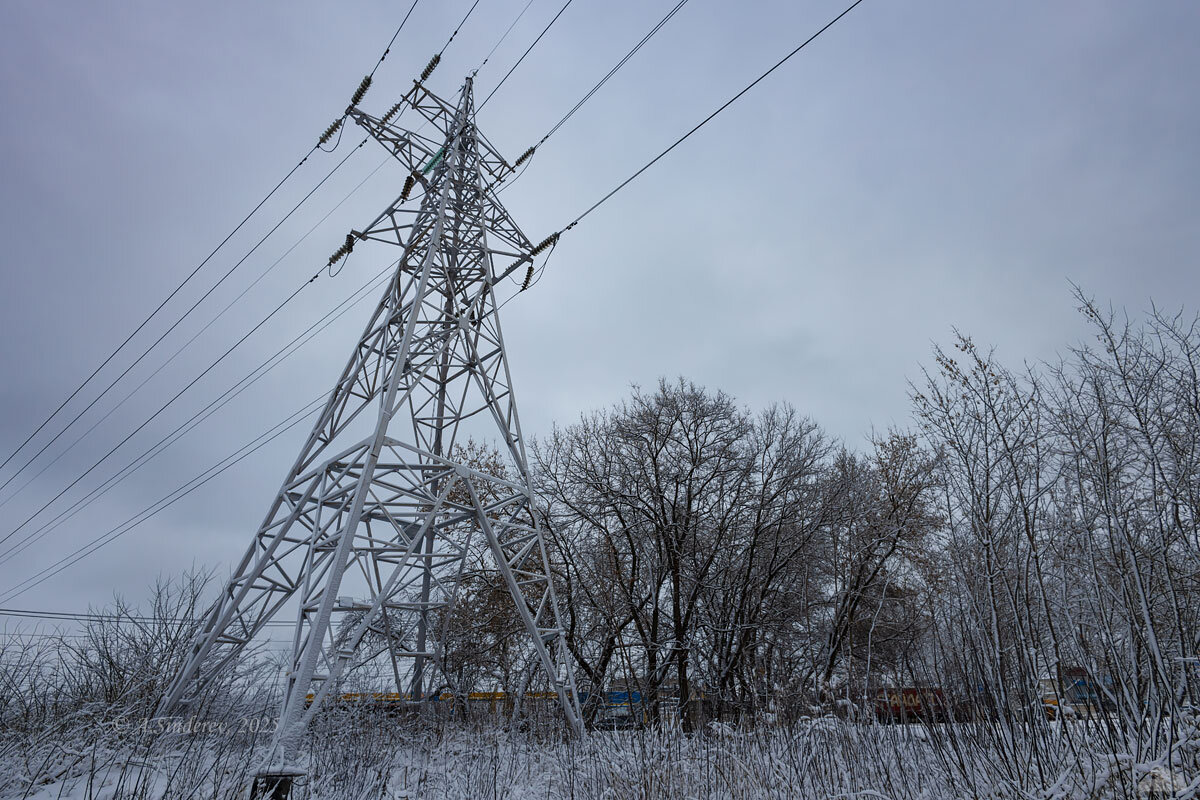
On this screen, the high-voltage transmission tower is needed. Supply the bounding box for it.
[159,74,583,758]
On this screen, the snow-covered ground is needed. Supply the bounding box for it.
[6,711,1198,799]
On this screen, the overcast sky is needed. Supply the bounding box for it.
[1,0,1198,633]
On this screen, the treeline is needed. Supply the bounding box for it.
[6,291,1199,799]
[4,291,1197,754]
[462,291,1199,744]
[535,380,937,725]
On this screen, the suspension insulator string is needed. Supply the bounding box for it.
[318,119,343,146]
[349,75,373,107]
[400,173,417,202]
[326,243,348,265]
[512,146,535,169]
[326,232,360,268]
[514,234,560,292]
[530,233,558,256]
[420,53,441,82]
[502,233,560,284]
[380,101,404,126]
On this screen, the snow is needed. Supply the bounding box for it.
[4,713,1198,799]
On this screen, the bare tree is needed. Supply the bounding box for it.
[816,432,939,702]
[537,379,758,729]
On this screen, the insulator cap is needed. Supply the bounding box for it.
[350,75,372,106]
[318,118,343,145]
[513,147,535,169]
[420,53,441,82]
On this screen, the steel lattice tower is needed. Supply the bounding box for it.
[159,76,583,758]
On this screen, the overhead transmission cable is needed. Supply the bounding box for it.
[0,143,368,505]
[0,152,314,482]
[0,262,343,551]
[0,629,294,648]
[564,0,865,233]
[485,0,865,298]
[10,1,492,512]
[550,0,687,141]
[475,0,537,72]
[368,0,423,80]
[0,72,380,485]
[0,2,547,573]
[0,2,482,593]
[0,257,396,590]
[0,264,402,592]
[0,607,294,627]
[9,0,692,565]
[0,5,474,561]
[443,0,485,53]
[0,4,430,497]
[0,148,372,497]
[2,0,609,539]
[0,262,397,570]
[0,396,327,605]
[0,89,372,498]
[22,0,674,501]
[478,0,575,111]
[0,153,392,512]
[4,0,827,595]
[496,0,866,296]
[560,0,865,233]
[490,0,693,192]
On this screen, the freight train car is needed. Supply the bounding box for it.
[874,687,951,722]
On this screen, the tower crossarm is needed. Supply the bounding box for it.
[347,105,444,179]
[348,88,535,257]
[349,84,516,186]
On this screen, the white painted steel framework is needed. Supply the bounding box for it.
[158,77,583,759]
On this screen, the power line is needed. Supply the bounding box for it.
[0,261,397,569]
[0,149,316,483]
[477,0,575,111]
[542,0,690,142]
[0,3,493,575]
[0,143,372,508]
[0,607,293,628]
[489,0,693,194]
[0,395,325,605]
[0,167,395,574]
[0,152,393,511]
[0,629,296,649]
[2,1,867,603]
[369,0,424,80]
[442,0,486,54]
[0,269,329,552]
[0,3,489,600]
[0,0,592,516]
[0,3,434,502]
[560,0,866,233]
[475,0,537,72]
[487,0,865,303]
[0,171,388,553]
